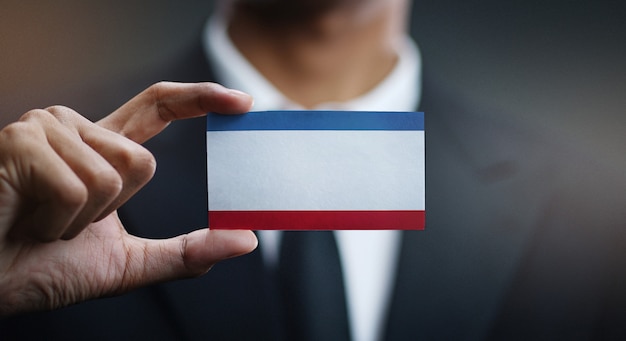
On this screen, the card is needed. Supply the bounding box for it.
[206,110,425,230]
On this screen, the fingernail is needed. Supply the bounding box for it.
[228,89,254,110]
[227,88,249,97]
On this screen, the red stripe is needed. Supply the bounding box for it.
[208,210,425,230]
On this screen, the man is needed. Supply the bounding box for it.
[3,0,626,340]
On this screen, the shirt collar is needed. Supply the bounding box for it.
[203,11,422,112]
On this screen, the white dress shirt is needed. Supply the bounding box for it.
[203,12,422,341]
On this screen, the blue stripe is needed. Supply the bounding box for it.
[206,110,424,131]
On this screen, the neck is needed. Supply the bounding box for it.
[228,1,409,108]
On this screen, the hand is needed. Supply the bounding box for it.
[0,82,257,316]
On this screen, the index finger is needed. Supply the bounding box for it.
[97,82,253,143]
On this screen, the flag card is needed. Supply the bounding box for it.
[206,110,425,230]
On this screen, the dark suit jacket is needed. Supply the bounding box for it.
[2,36,626,341]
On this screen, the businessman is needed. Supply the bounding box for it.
[2,0,626,340]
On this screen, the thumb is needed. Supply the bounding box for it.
[128,229,258,285]
[178,229,258,275]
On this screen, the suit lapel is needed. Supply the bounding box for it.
[383,80,544,340]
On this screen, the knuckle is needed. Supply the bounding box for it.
[90,167,124,199]
[44,105,73,116]
[57,181,89,210]
[18,106,82,128]
[198,81,220,91]
[0,122,44,152]
[0,121,30,139]
[147,81,173,104]
[132,147,157,182]
[150,81,174,92]
[116,144,157,183]
[18,108,54,123]
[149,81,176,122]
[150,81,167,90]
[44,105,80,124]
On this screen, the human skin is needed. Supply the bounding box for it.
[0,82,258,316]
[228,0,409,108]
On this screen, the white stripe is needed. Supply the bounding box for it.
[207,130,424,211]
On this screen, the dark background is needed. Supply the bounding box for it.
[1,1,625,164]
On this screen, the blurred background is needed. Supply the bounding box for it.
[1,0,625,162]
